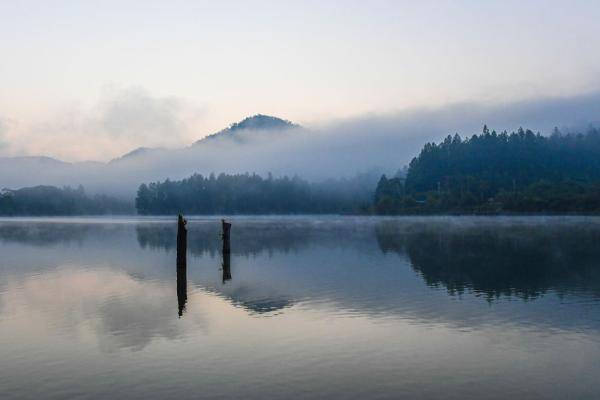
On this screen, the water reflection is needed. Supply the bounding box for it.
[376,220,600,300]
[177,264,187,317]
[0,222,93,246]
[139,217,600,306]
[3,217,600,307]
[176,215,188,317]
[222,251,232,284]
[1,217,600,399]
[0,268,190,352]
[136,221,313,256]
[2,218,600,323]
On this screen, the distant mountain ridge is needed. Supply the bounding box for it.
[193,114,299,145]
[0,155,70,166]
[0,114,302,194]
[109,147,167,163]
[110,114,299,162]
[0,112,387,198]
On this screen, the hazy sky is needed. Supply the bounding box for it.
[1,0,600,161]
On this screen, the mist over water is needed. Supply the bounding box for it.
[1,216,599,399]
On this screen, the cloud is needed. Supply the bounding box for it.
[0,125,5,149]
[0,118,9,152]
[96,86,189,142]
[3,86,203,161]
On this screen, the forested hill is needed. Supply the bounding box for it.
[0,186,133,216]
[193,114,299,144]
[135,173,375,215]
[374,126,600,214]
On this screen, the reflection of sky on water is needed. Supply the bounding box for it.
[0,217,599,341]
[1,267,204,352]
[1,217,600,399]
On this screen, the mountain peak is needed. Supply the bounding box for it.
[194,114,299,145]
[225,114,298,131]
[110,147,167,163]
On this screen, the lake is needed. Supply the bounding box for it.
[1,216,599,399]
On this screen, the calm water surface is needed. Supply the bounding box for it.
[1,216,599,399]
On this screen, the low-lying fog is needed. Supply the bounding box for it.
[2,91,600,199]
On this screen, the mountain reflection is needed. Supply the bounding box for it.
[231,296,293,314]
[376,220,600,300]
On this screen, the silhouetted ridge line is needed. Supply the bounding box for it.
[193,114,299,145]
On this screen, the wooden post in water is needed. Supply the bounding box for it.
[221,219,231,254]
[177,214,187,268]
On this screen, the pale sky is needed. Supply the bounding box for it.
[1,0,600,161]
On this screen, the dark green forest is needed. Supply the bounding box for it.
[0,186,133,216]
[374,126,600,214]
[135,173,373,215]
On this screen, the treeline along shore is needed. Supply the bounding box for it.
[0,185,134,216]
[374,126,600,214]
[3,125,600,216]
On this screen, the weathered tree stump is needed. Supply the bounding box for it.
[221,219,231,254]
[177,214,187,268]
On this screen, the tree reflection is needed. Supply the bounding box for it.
[0,223,92,246]
[136,222,312,257]
[376,221,600,300]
